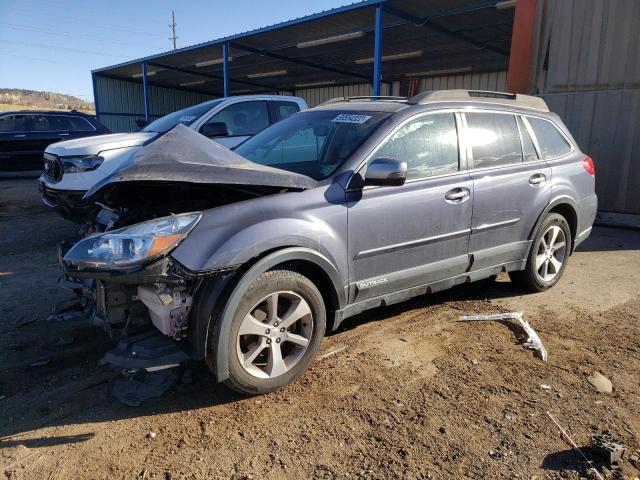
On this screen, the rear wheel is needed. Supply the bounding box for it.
[223,269,325,395]
[512,213,572,292]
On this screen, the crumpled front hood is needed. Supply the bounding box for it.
[85,124,317,199]
[46,132,157,157]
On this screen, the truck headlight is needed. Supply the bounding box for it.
[64,212,202,269]
[61,155,104,173]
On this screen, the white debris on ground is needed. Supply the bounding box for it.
[458,311,548,362]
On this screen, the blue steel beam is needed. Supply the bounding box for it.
[91,73,101,122]
[222,42,230,97]
[372,4,383,96]
[142,61,150,122]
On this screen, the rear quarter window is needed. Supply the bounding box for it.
[273,101,301,121]
[66,116,96,131]
[527,117,572,159]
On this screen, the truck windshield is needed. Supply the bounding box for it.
[143,100,223,134]
[234,110,391,180]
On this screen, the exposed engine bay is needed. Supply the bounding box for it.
[56,125,316,366]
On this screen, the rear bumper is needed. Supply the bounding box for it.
[575,193,598,250]
[39,181,95,222]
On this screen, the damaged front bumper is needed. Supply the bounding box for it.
[60,248,236,370]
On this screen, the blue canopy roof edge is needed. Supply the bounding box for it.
[91,0,384,74]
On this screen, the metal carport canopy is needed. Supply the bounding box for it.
[92,0,514,119]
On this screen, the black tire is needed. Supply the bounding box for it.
[511,213,572,292]
[223,269,326,395]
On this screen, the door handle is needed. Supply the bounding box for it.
[13,134,26,138]
[445,187,471,204]
[529,173,547,187]
[58,133,70,136]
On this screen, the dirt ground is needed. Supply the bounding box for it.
[1,178,639,480]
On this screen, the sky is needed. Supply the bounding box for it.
[0,0,352,103]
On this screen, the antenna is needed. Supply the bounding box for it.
[169,10,178,50]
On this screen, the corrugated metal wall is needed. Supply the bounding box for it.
[94,76,216,133]
[419,70,507,92]
[294,71,507,107]
[295,83,392,107]
[533,0,640,214]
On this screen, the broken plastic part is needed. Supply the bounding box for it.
[458,311,548,362]
[137,285,192,337]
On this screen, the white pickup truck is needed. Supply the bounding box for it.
[39,94,307,220]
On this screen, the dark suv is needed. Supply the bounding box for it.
[0,110,109,172]
[61,90,597,394]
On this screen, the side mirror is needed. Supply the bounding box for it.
[135,119,148,128]
[200,122,229,138]
[364,158,407,187]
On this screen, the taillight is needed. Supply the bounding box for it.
[582,156,595,176]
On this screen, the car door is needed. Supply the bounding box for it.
[463,111,551,270]
[28,114,70,169]
[347,111,473,302]
[0,114,35,171]
[199,101,270,148]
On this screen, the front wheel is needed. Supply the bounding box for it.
[223,269,326,395]
[511,213,572,292]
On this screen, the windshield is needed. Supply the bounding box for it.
[143,100,223,134]
[234,110,391,180]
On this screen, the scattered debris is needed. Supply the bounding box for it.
[458,311,548,362]
[47,297,92,322]
[587,372,613,394]
[591,433,626,467]
[489,449,504,460]
[471,359,479,365]
[546,411,604,480]
[29,358,51,367]
[320,346,347,359]
[113,369,179,407]
[539,384,553,391]
[629,450,640,469]
[147,432,157,440]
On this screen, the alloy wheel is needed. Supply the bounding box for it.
[535,225,567,282]
[236,291,313,379]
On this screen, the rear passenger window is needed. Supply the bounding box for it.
[465,112,522,168]
[517,116,538,162]
[31,115,67,131]
[375,113,459,180]
[273,101,300,121]
[527,117,572,159]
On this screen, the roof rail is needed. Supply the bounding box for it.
[408,89,549,112]
[320,95,407,106]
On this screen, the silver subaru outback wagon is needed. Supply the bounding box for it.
[61,90,597,394]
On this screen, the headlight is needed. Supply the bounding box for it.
[61,155,104,173]
[64,212,202,269]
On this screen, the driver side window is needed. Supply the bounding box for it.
[375,113,459,180]
[201,101,269,137]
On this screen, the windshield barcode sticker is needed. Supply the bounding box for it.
[178,115,196,122]
[331,114,372,124]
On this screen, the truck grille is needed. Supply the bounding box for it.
[43,153,63,183]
